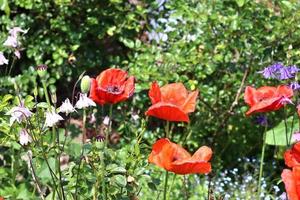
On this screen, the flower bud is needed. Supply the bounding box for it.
[80,75,91,93]
[36,64,48,78]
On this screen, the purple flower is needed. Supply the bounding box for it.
[258,62,284,79]
[255,115,268,126]
[278,67,293,80]
[0,52,8,65]
[19,129,32,146]
[258,62,300,80]
[289,82,300,90]
[287,65,300,74]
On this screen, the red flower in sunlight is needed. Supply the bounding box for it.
[281,167,300,200]
[148,138,212,175]
[145,82,198,122]
[284,142,300,168]
[244,85,293,116]
[90,68,135,105]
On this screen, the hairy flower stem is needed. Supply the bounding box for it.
[163,121,170,200]
[75,109,86,199]
[42,81,51,109]
[28,152,45,200]
[257,125,268,199]
[41,82,64,199]
[100,105,113,200]
[283,107,289,146]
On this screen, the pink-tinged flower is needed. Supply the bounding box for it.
[4,35,18,48]
[75,93,96,109]
[45,110,63,127]
[0,52,8,65]
[4,27,28,48]
[14,50,21,59]
[19,129,32,146]
[9,27,28,38]
[6,104,33,125]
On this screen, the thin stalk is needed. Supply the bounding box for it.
[28,152,45,200]
[163,171,169,200]
[283,107,289,147]
[8,56,17,76]
[42,81,51,109]
[75,109,86,199]
[55,128,66,200]
[101,105,113,200]
[257,125,268,199]
[163,121,170,200]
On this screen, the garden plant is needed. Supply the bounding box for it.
[2,0,300,200]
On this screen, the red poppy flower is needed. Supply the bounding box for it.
[281,167,300,200]
[90,68,135,105]
[284,142,300,168]
[145,82,198,122]
[244,85,293,116]
[148,138,212,175]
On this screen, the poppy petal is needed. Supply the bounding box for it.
[182,90,199,113]
[96,68,127,87]
[149,81,161,104]
[111,76,135,103]
[170,161,211,175]
[277,85,294,98]
[244,86,258,106]
[282,169,299,200]
[90,78,105,105]
[148,138,174,169]
[284,142,300,168]
[160,83,188,106]
[146,102,189,122]
[191,146,213,162]
[245,97,282,116]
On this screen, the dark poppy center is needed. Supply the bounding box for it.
[106,85,120,94]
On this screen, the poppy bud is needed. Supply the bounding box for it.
[36,64,48,78]
[80,75,91,94]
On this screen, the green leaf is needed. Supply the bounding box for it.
[111,175,127,187]
[265,116,298,146]
[36,102,49,108]
[0,0,10,15]
[236,0,245,7]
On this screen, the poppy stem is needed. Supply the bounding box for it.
[163,171,169,200]
[163,121,170,200]
[257,124,268,199]
[283,107,289,146]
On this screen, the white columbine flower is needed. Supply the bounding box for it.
[103,116,110,126]
[75,93,96,109]
[19,129,32,146]
[45,110,64,127]
[58,98,76,114]
[0,52,8,65]
[6,104,33,125]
